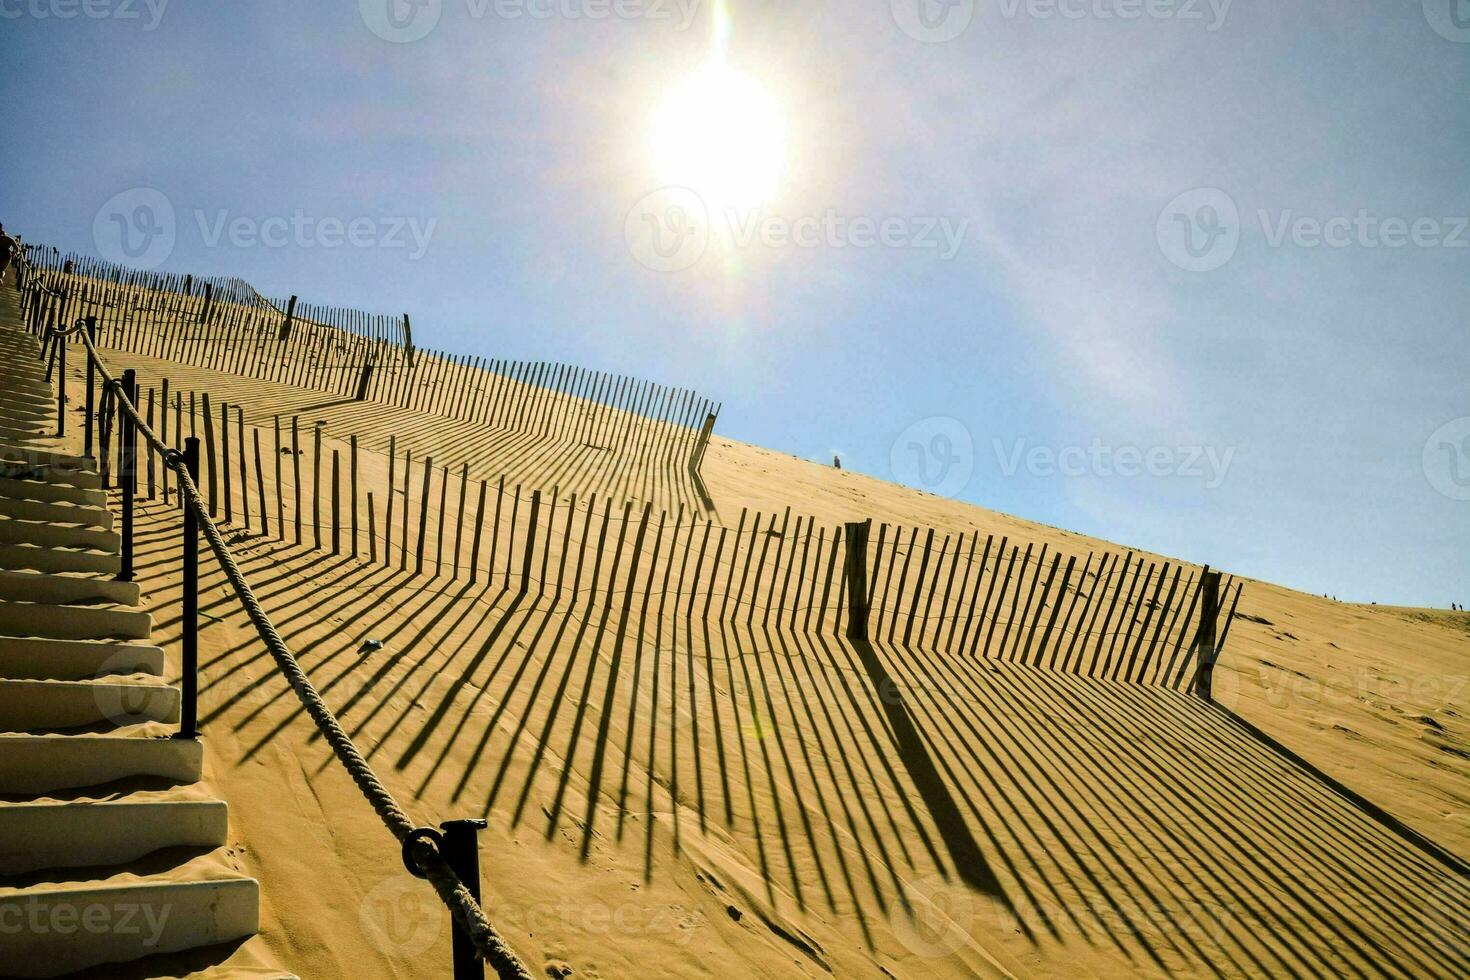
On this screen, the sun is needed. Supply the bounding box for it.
[652,62,788,214]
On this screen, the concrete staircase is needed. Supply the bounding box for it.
[0,303,262,975]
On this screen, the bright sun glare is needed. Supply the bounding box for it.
[653,62,788,214]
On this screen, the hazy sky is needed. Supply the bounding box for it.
[2,0,1466,605]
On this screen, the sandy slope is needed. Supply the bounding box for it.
[24,285,1470,978]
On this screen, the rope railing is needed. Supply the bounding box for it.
[39,305,531,980]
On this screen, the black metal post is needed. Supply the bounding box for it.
[118,371,136,583]
[176,437,201,739]
[439,819,488,980]
[83,317,97,459]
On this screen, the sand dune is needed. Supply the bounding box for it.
[10,260,1468,977]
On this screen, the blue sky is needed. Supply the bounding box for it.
[2,0,1466,606]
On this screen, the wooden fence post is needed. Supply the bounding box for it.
[843,521,870,641]
[201,393,218,515]
[253,428,269,537]
[220,402,232,523]
[519,490,541,596]
[312,424,323,550]
[384,437,396,567]
[690,411,717,471]
[279,295,297,342]
[331,450,341,555]
[350,435,359,557]
[415,456,432,576]
[236,407,249,530]
[1191,570,1222,698]
[291,416,302,544]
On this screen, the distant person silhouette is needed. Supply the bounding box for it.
[0,224,16,282]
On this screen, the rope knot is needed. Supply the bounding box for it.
[401,827,446,880]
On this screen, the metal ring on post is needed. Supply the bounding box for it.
[401,827,445,880]
[162,448,185,470]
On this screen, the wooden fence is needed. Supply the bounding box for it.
[24,247,719,473]
[30,247,1238,693]
[84,371,1240,696]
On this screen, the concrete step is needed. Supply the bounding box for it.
[0,461,103,490]
[0,516,119,553]
[0,392,52,416]
[0,495,113,529]
[0,443,97,472]
[0,678,179,732]
[0,732,202,794]
[0,423,50,445]
[0,854,259,977]
[0,569,139,606]
[0,542,121,575]
[0,474,107,508]
[0,399,51,420]
[0,795,227,875]
[0,636,164,681]
[0,600,151,641]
